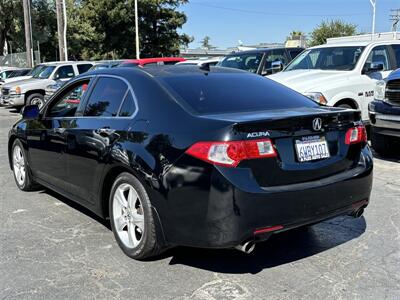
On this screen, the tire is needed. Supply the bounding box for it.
[27,93,45,109]
[337,103,353,109]
[109,172,163,260]
[11,139,39,191]
[370,128,393,156]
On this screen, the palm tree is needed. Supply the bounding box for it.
[289,31,304,39]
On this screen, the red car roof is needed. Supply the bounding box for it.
[122,57,186,66]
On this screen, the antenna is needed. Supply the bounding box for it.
[199,62,210,72]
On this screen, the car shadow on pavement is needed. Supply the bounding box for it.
[3,106,21,114]
[371,148,400,163]
[167,216,366,274]
[40,188,111,230]
[39,187,366,274]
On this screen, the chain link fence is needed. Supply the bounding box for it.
[0,51,41,68]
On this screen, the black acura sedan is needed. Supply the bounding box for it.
[8,66,373,259]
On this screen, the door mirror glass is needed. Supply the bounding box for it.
[271,60,284,73]
[21,105,40,119]
[370,62,384,72]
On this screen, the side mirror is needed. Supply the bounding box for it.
[271,61,284,73]
[363,62,384,74]
[370,62,384,72]
[21,105,40,119]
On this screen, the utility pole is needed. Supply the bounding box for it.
[22,0,33,67]
[56,0,67,61]
[370,0,376,38]
[135,0,140,59]
[390,9,400,31]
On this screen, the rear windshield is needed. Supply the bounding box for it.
[158,72,318,114]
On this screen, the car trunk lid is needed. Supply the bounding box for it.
[201,107,363,187]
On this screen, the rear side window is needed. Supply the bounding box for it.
[392,45,400,68]
[159,73,319,115]
[119,91,136,117]
[77,64,93,74]
[84,77,128,117]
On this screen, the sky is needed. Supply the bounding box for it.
[178,0,400,48]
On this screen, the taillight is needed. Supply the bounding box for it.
[185,139,277,167]
[345,125,367,145]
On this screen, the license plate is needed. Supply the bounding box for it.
[295,135,330,162]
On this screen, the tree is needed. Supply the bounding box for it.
[200,35,216,50]
[70,0,192,59]
[1,0,192,62]
[200,35,211,50]
[309,20,357,47]
[0,0,24,56]
[138,0,193,57]
[31,0,58,62]
[0,0,57,61]
[288,30,304,39]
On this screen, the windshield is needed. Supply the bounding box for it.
[285,46,365,71]
[28,65,45,76]
[218,53,263,73]
[33,66,56,79]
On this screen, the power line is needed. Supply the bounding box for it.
[390,9,400,31]
[190,1,371,17]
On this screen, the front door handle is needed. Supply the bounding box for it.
[53,128,66,134]
[95,127,115,136]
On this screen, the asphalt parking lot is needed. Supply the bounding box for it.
[0,106,399,300]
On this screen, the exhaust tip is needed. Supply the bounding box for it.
[351,207,365,218]
[235,241,255,254]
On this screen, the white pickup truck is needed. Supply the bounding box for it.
[269,32,400,122]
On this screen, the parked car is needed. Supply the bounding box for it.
[175,57,221,67]
[217,47,304,75]
[368,68,400,155]
[6,68,31,78]
[269,33,400,123]
[89,60,124,70]
[0,65,48,103]
[8,66,373,259]
[44,80,66,102]
[1,64,49,87]
[118,57,186,67]
[2,61,93,108]
[0,67,19,80]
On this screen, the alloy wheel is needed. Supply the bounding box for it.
[31,97,44,109]
[112,183,145,248]
[13,145,26,186]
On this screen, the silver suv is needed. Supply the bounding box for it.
[1,61,93,108]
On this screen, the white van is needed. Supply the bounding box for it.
[269,32,400,122]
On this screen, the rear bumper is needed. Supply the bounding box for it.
[159,148,373,248]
